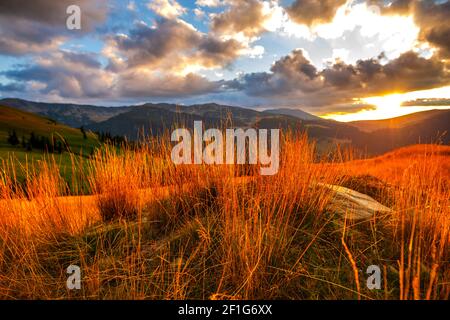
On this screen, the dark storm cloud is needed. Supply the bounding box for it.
[324,51,449,94]
[286,0,347,26]
[227,49,450,107]
[226,49,322,96]
[378,51,449,92]
[0,0,108,55]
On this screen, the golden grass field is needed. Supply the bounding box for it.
[0,134,448,300]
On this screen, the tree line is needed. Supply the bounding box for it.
[7,130,68,153]
[7,127,132,154]
[96,131,127,145]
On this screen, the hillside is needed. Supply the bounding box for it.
[350,110,450,154]
[0,104,99,156]
[263,108,321,121]
[86,103,362,149]
[87,103,287,138]
[87,105,204,139]
[348,109,448,132]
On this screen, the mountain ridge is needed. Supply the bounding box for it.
[348,109,449,132]
[1,98,448,155]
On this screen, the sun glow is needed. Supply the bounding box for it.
[322,86,450,122]
[314,2,420,60]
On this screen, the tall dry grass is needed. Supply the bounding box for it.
[336,144,450,300]
[0,135,448,299]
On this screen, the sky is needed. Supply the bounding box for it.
[0,0,449,121]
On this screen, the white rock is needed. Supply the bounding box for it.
[319,183,392,220]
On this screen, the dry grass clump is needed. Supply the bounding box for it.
[88,147,144,222]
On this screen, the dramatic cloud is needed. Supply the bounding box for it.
[210,0,273,38]
[0,48,222,100]
[322,51,449,98]
[0,7,244,101]
[1,50,114,99]
[105,19,244,72]
[287,0,347,26]
[0,17,234,100]
[101,18,240,98]
[228,49,450,108]
[106,20,201,69]
[226,49,329,106]
[230,49,322,95]
[0,0,108,55]
[116,71,221,98]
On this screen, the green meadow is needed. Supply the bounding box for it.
[0,104,99,190]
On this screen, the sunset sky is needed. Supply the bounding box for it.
[0,0,449,121]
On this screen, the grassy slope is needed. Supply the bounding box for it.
[348,109,449,133]
[0,104,100,185]
[0,104,99,152]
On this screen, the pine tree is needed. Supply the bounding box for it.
[80,126,87,140]
[29,132,37,149]
[7,130,20,146]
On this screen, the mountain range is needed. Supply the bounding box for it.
[1,98,448,155]
[0,98,129,128]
